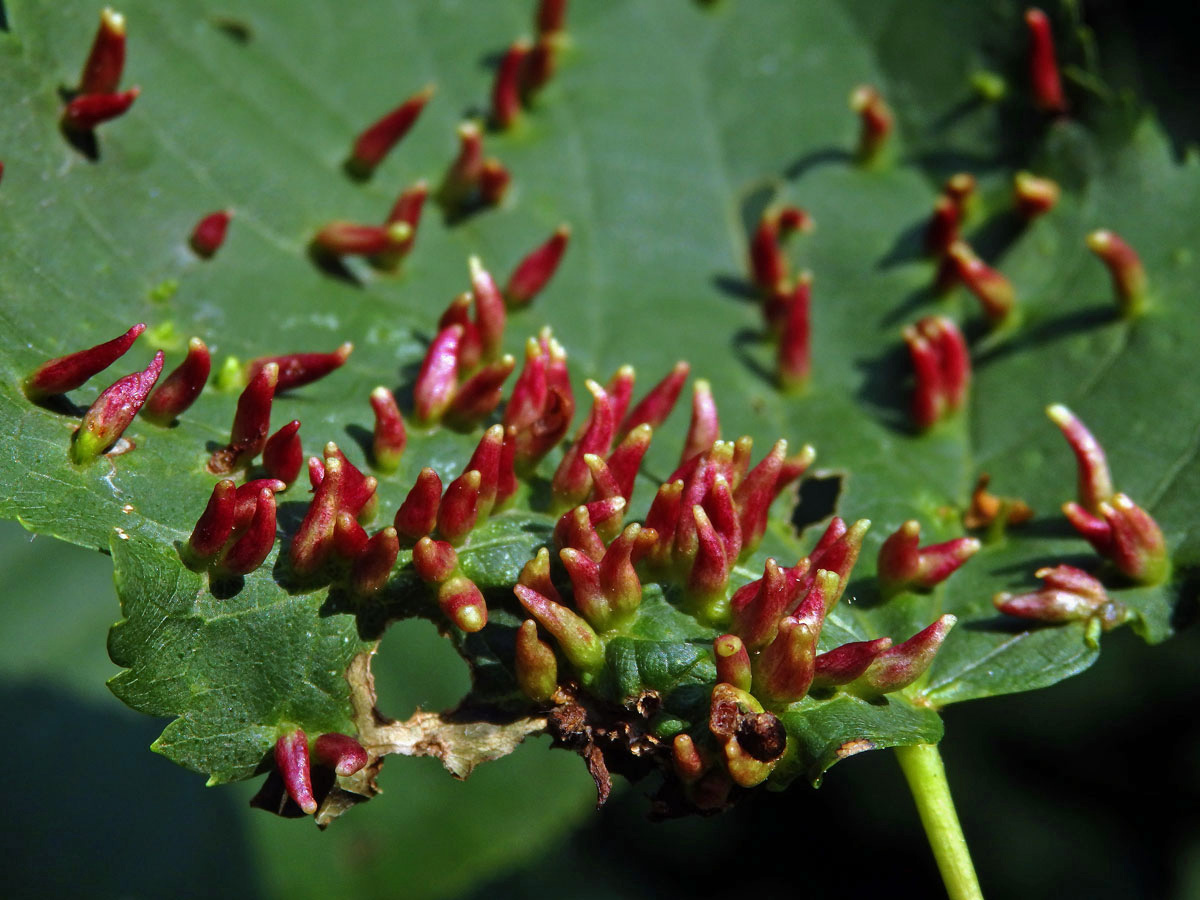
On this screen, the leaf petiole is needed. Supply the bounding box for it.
[895,742,984,900]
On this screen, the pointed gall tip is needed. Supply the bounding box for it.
[1025,7,1068,114]
[1045,403,1113,512]
[1085,230,1112,254]
[70,349,164,463]
[514,583,605,672]
[24,322,147,400]
[849,85,892,165]
[1085,229,1148,314]
[1014,171,1059,218]
[515,619,558,703]
[1045,402,1070,426]
[713,634,752,692]
[312,733,368,777]
[274,729,318,815]
[101,7,126,32]
[438,575,488,632]
[347,85,436,177]
[139,336,211,427]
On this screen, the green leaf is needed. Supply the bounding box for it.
[106,530,364,783]
[0,0,1196,807]
[776,695,944,787]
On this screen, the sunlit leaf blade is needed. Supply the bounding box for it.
[0,0,1195,797]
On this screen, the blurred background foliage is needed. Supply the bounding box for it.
[2,0,1199,897]
[2,512,1199,899]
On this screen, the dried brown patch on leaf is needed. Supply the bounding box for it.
[346,647,547,779]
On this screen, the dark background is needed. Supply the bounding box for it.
[1,519,1198,899]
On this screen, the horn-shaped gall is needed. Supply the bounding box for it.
[1063,493,1168,585]
[141,337,210,425]
[412,536,459,584]
[713,634,752,693]
[248,343,352,393]
[877,520,980,595]
[208,360,278,473]
[311,221,412,258]
[275,729,317,815]
[850,85,892,166]
[185,479,236,566]
[369,387,406,472]
[491,40,530,131]
[1013,171,1059,219]
[346,85,435,179]
[479,158,511,207]
[1086,229,1148,316]
[812,637,894,690]
[352,527,399,595]
[468,256,507,362]
[437,575,488,632]
[777,274,812,390]
[78,7,127,96]
[376,180,428,267]
[413,325,462,425]
[620,361,689,438]
[189,210,232,259]
[749,206,813,298]
[1046,404,1112,513]
[24,323,145,400]
[437,470,482,545]
[515,583,605,674]
[849,615,956,698]
[70,350,163,463]
[552,380,616,510]
[436,121,486,213]
[312,733,368,777]
[516,619,559,703]
[394,468,442,542]
[261,420,303,485]
[215,488,277,577]
[1025,8,1067,114]
[62,87,140,132]
[680,379,719,465]
[289,456,344,576]
[947,241,1016,324]
[994,564,1128,635]
[505,225,570,308]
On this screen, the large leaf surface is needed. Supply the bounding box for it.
[0,0,1196,795]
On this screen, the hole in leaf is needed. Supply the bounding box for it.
[373,618,471,720]
[791,471,843,533]
[0,4,8,32]
[210,15,253,43]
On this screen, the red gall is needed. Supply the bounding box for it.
[1086,229,1148,316]
[70,350,163,464]
[189,210,232,259]
[274,729,317,815]
[262,420,303,486]
[62,88,140,132]
[24,322,145,400]
[78,7,127,96]
[141,337,210,424]
[312,733,368,777]
[346,85,435,179]
[1025,8,1067,114]
[505,225,571,308]
[850,85,892,166]
[368,387,406,472]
